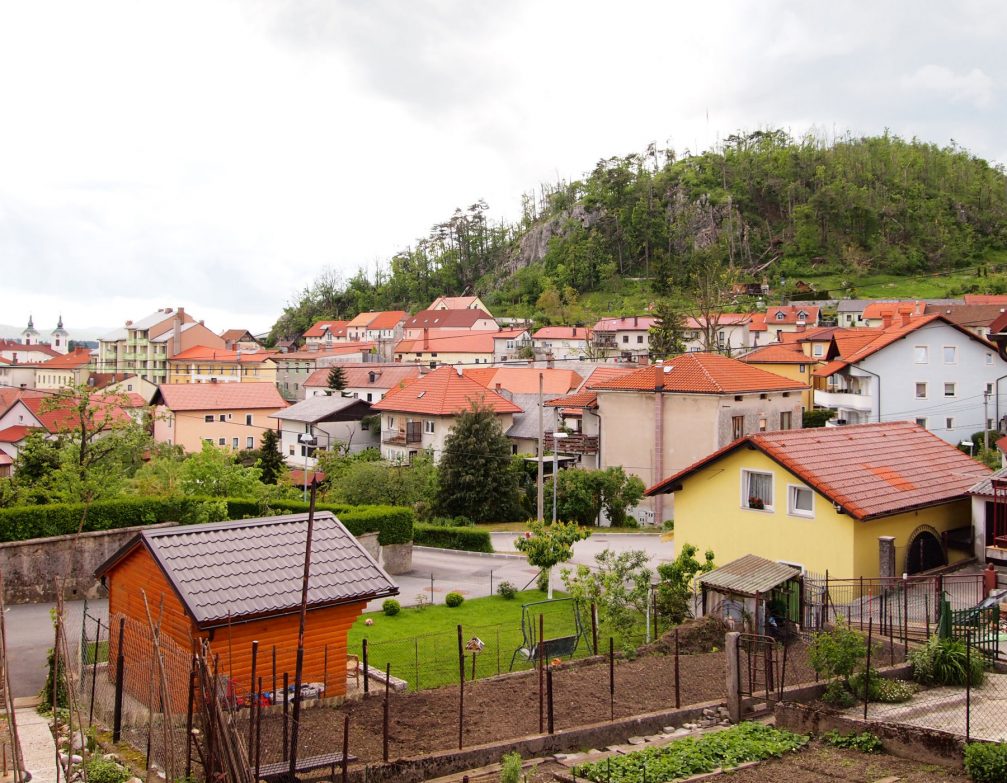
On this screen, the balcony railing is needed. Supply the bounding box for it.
[545,431,599,455]
[814,389,874,413]
[382,423,422,446]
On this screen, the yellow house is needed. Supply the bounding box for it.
[739,343,819,409]
[646,421,991,578]
[167,345,278,385]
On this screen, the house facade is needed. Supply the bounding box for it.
[403,309,498,339]
[429,295,492,315]
[531,326,593,360]
[303,320,350,348]
[34,348,95,391]
[647,422,989,578]
[304,364,422,403]
[393,331,499,366]
[167,346,278,385]
[813,314,1005,443]
[270,396,378,466]
[592,316,655,359]
[274,345,377,402]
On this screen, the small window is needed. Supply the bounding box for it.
[366,392,373,402]
[386,416,395,428]
[987,353,994,366]
[247,436,254,448]
[232,437,239,449]
[758,416,767,432]
[914,346,928,364]
[780,411,792,430]
[245,414,253,426]
[915,417,928,429]
[944,382,956,398]
[637,335,644,344]
[799,364,807,373]
[743,470,773,510]
[943,346,957,364]
[622,335,629,344]
[945,417,954,430]
[218,437,226,446]
[204,414,214,423]
[775,312,785,321]
[987,382,995,394]
[915,382,927,399]
[424,420,435,434]
[812,344,824,357]
[788,486,814,517]
[289,445,295,455]
[732,415,745,440]
[218,414,226,422]
[127,384,133,391]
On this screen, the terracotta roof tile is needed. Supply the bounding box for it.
[0,425,36,442]
[303,320,349,338]
[592,316,655,331]
[741,344,810,364]
[590,353,807,394]
[366,311,408,330]
[532,326,593,340]
[394,331,498,354]
[155,382,287,411]
[861,301,925,320]
[463,368,582,395]
[965,295,1007,305]
[647,421,991,520]
[765,306,820,325]
[304,364,421,390]
[170,345,277,363]
[19,395,132,433]
[372,366,521,415]
[405,309,496,329]
[36,348,93,369]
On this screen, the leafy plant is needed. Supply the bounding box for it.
[822,730,883,753]
[382,599,400,616]
[514,520,590,599]
[655,543,715,624]
[445,592,464,608]
[909,635,985,687]
[849,670,916,703]
[808,618,866,689]
[85,757,129,783]
[965,742,1007,783]
[497,581,517,600]
[499,751,523,783]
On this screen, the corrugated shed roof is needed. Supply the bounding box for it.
[269,395,370,423]
[590,353,807,394]
[648,421,992,520]
[372,366,521,415]
[969,466,1007,498]
[155,382,287,411]
[97,512,397,628]
[699,555,801,597]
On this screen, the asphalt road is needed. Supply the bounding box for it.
[6,533,674,698]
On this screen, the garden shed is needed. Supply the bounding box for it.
[697,554,802,636]
[95,511,398,705]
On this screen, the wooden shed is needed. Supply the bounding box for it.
[96,512,398,705]
[697,554,802,636]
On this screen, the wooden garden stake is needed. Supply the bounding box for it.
[383,663,391,762]
[538,614,545,733]
[341,713,350,783]
[609,637,615,721]
[674,627,680,708]
[248,640,258,764]
[457,624,465,749]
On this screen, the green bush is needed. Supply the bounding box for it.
[536,570,550,593]
[808,619,866,686]
[413,523,492,553]
[822,730,883,753]
[497,581,517,600]
[382,599,400,616]
[909,635,985,687]
[821,679,857,707]
[849,670,916,703]
[445,592,464,608]
[500,751,522,783]
[84,757,129,783]
[803,408,836,428]
[965,742,1007,783]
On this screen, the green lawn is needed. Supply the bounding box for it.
[796,265,1000,301]
[349,590,599,690]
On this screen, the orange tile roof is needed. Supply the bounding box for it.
[19,395,132,433]
[647,421,991,520]
[366,311,408,330]
[0,425,36,442]
[741,344,809,364]
[169,345,277,364]
[155,382,287,411]
[592,316,655,332]
[749,313,767,332]
[965,294,1007,305]
[37,348,93,369]
[303,320,349,338]
[431,296,482,309]
[219,329,258,342]
[303,364,421,390]
[532,326,593,340]
[372,366,521,415]
[861,301,925,320]
[275,343,375,359]
[544,389,599,409]
[590,353,807,394]
[405,309,496,329]
[463,368,583,395]
[394,331,499,354]
[765,306,820,325]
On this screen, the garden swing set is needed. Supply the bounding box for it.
[509,597,593,671]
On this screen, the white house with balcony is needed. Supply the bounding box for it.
[812,313,1005,444]
[268,395,378,467]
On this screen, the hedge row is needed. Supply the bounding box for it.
[413,523,493,553]
[0,497,414,545]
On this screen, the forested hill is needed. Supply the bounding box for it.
[268,131,1007,342]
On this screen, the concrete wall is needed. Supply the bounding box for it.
[0,523,173,604]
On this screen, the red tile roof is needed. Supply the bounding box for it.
[18,395,132,433]
[394,331,499,354]
[155,382,287,411]
[430,296,482,309]
[965,295,1007,305]
[303,364,421,390]
[463,368,583,395]
[303,320,349,338]
[749,313,767,332]
[741,344,810,364]
[219,329,259,342]
[0,340,59,358]
[275,343,376,359]
[765,306,820,325]
[924,303,1007,330]
[0,425,36,443]
[405,309,497,329]
[170,345,277,364]
[647,421,991,520]
[37,348,93,369]
[372,366,521,415]
[543,389,599,409]
[532,326,593,340]
[861,301,925,320]
[589,353,807,394]
[366,311,408,330]
[592,316,655,332]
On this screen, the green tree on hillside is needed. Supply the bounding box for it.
[257,428,284,485]
[436,402,522,522]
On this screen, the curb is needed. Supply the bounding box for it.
[412,546,526,560]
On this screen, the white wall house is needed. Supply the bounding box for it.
[814,314,1006,444]
[268,396,378,468]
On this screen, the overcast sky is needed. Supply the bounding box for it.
[2,1,1005,338]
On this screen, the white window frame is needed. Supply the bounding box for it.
[247,436,254,449]
[944,382,957,398]
[945,416,955,430]
[914,345,928,364]
[942,345,958,365]
[788,484,814,518]
[915,417,928,429]
[915,382,928,399]
[741,469,774,511]
[424,420,435,434]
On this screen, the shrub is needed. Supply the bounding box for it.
[85,757,129,783]
[413,523,492,553]
[965,742,1007,783]
[500,751,522,783]
[497,581,517,600]
[909,635,985,687]
[536,570,550,593]
[849,670,916,703]
[822,730,883,753]
[808,619,866,686]
[445,592,464,608]
[821,679,857,707]
[382,599,400,617]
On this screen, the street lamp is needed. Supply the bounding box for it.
[551,431,568,524]
[298,432,318,501]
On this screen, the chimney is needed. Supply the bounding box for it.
[423,327,429,350]
[881,310,894,328]
[546,351,555,369]
[898,306,912,326]
[495,382,502,393]
[633,316,638,327]
[572,326,577,336]
[172,307,184,356]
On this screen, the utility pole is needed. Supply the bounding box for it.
[537,372,544,523]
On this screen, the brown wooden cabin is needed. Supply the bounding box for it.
[96,512,398,708]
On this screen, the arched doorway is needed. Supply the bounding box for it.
[905,526,946,574]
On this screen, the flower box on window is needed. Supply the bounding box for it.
[748,496,765,510]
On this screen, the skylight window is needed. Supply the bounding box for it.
[417,390,426,398]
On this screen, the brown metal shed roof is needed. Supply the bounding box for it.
[698,554,800,598]
[96,512,398,628]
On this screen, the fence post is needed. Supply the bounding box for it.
[825,570,830,625]
[185,662,196,781]
[902,574,909,652]
[674,627,680,709]
[539,614,545,733]
[87,615,100,727]
[864,617,872,720]
[591,603,598,655]
[609,638,615,722]
[966,631,972,741]
[726,632,741,723]
[362,638,369,694]
[112,616,125,743]
[248,640,258,764]
[383,663,391,762]
[546,666,554,734]
[859,575,864,630]
[457,624,464,750]
[282,672,289,762]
